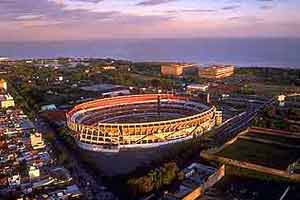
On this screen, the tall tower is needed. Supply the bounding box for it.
[207,93,210,104]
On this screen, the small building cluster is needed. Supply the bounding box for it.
[0,57,9,65]
[0,82,82,199]
[164,163,225,200]
[80,83,130,98]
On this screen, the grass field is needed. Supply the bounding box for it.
[217,138,300,170]
[246,83,300,97]
[244,132,300,146]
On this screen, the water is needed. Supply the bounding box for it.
[1,38,300,68]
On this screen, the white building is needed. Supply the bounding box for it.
[187,84,209,92]
[8,175,21,188]
[102,89,130,97]
[41,104,57,112]
[30,133,46,150]
[0,57,9,64]
[0,93,15,109]
[29,166,40,179]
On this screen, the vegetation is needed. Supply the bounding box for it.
[127,162,183,197]
[236,67,300,86]
[253,104,300,132]
[131,62,161,76]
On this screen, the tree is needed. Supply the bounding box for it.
[162,162,179,185]
[57,151,69,164]
[150,79,161,89]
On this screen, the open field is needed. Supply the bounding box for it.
[245,83,300,97]
[217,138,300,170]
[244,132,300,146]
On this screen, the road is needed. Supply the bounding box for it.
[279,186,290,200]
[34,118,117,200]
[212,98,274,146]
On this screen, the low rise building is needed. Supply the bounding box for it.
[164,163,225,200]
[102,66,116,70]
[102,89,130,97]
[8,174,21,188]
[0,94,15,109]
[41,104,57,112]
[186,84,209,93]
[199,65,234,79]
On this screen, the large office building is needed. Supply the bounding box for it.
[161,64,194,76]
[199,65,234,79]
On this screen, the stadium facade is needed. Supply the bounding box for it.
[66,94,222,152]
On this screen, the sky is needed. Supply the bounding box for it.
[0,0,299,41]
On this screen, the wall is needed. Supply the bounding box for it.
[182,186,203,200]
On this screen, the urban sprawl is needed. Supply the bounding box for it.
[0,57,300,200]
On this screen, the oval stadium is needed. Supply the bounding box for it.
[66,94,222,152]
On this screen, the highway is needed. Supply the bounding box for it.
[212,98,275,146]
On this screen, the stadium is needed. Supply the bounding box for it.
[66,94,222,152]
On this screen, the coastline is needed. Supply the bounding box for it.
[0,38,300,69]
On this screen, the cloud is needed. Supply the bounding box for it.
[15,14,44,21]
[54,0,104,12]
[136,0,178,6]
[260,5,273,10]
[167,9,217,14]
[0,0,298,41]
[228,16,264,23]
[222,5,241,10]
